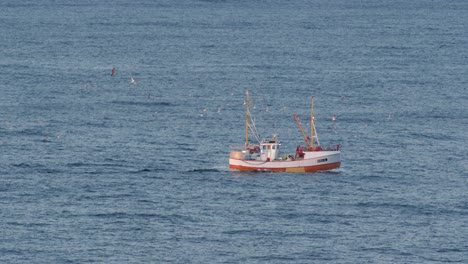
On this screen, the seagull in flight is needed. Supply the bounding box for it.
[130,77,137,85]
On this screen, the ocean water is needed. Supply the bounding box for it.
[1,0,467,263]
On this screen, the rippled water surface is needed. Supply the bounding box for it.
[1,0,467,263]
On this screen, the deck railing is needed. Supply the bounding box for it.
[298,144,341,152]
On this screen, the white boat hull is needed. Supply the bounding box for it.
[229,151,340,173]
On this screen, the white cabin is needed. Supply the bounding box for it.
[260,139,280,161]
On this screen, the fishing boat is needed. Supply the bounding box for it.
[229,91,341,172]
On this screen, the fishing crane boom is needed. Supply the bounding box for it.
[293,114,311,148]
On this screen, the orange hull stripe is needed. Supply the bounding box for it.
[229,162,340,173]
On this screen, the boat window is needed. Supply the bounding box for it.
[263,146,266,150]
[272,145,276,150]
[267,145,271,150]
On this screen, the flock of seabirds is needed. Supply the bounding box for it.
[1,66,395,142]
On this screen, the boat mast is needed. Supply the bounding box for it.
[245,90,251,148]
[311,96,315,150]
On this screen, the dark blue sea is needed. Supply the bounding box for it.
[1,0,467,263]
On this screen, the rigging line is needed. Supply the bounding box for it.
[312,121,320,146]
[249,115,261,143]
[249,121,260,142]
[248,123,261,143]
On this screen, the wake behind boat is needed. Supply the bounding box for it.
[229,91,341,173]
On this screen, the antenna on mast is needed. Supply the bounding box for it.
[311,97,314,150]
[244,90,251,148]
[310,96,320,148]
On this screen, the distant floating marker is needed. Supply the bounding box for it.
[331,115,337,121]
[111,67,116,76]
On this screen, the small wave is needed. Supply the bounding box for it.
[18,128,45,136]
[135,168,152,172]
[186,168,222,173]
[129,168,164,174]
[137,199,158,204]
[6,222,51,228]
[176,146,196,151]
[437,248,463,253]
[12,162,36,168]
[126,21,180,27]
[88,212,197,224]
[315,169,342,175]
[12,162,52,171]
[222,229,254,236]
[408,131,456,141]
[67,162,131,168]
[37,168,62,174]
[355,201,416,209]
[111,100,173,107]
[353,201,448,217]
[90,212,129,219]
[0,127,46,137]
[67,162,88,167]
[375,45,412,51]
[200,44,216,49]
